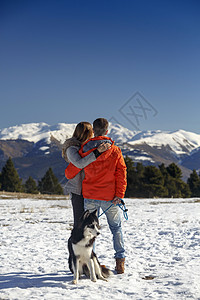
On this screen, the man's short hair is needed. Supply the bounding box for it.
[93,118,109,136]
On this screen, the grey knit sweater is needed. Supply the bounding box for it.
[64,140,96,195]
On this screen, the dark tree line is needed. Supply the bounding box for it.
[125,156,200,198]
[0,158,63,195]
[1,157,200,198]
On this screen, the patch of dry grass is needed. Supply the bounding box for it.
[0,191,69,200]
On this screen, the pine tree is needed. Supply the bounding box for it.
[187,170,200,197]
[164,163,189,197]
[166,163,182,179]
[164,171,191,198]
[135,162,145,197]
[159,163,168,179]
[136,162,144,177]
[38,168,63,195]
[25,176,39,194]
[165,177,182,198]
[0,157,23,192]
[124,156,137,197]
[177,179,191,198]
[142,165,168,198]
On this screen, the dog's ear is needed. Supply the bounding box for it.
[92,209,98,217]
[82,210,90,220]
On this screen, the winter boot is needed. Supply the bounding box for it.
[115,258,125,274]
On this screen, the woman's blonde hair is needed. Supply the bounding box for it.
[73,122,93,143]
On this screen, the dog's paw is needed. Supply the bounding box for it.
[102,278,108,282]
[72,279,78,284]
[91,278,97,282]
[100,276,108,282]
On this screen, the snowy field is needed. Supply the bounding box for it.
[0,194,200,300]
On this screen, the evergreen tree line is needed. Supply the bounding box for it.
[125,156,200,198]
[1,157,200,198]
[0,158,63,195]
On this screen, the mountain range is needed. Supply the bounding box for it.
[1,122,200,182]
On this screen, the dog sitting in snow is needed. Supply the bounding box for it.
[68,209,113,284]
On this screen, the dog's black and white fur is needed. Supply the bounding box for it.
[68,209,113,284]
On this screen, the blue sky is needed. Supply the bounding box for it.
[0,0,200,133]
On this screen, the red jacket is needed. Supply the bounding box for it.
[65,136,127,201]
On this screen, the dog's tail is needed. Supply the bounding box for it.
[100,265,113,278]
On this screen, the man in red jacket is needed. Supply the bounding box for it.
[79,118,127,274]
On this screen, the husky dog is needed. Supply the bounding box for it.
[68,209,113,284]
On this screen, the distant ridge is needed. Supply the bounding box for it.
[1,122,200,182]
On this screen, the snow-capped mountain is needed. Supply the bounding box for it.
[1,122,200,181]
[1,122,200,155]
[0,122,137,148]
[0,123,77,144]
[128,129,200,155]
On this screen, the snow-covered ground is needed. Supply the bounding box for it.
[0,195,200,300]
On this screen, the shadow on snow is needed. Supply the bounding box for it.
[0,271,73,289]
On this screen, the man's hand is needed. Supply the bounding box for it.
[97,142,111,153]
[112,196,122,205]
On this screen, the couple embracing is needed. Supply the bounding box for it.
[63,118,127,274]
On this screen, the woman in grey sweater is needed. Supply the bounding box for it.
[62,122,110,227]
